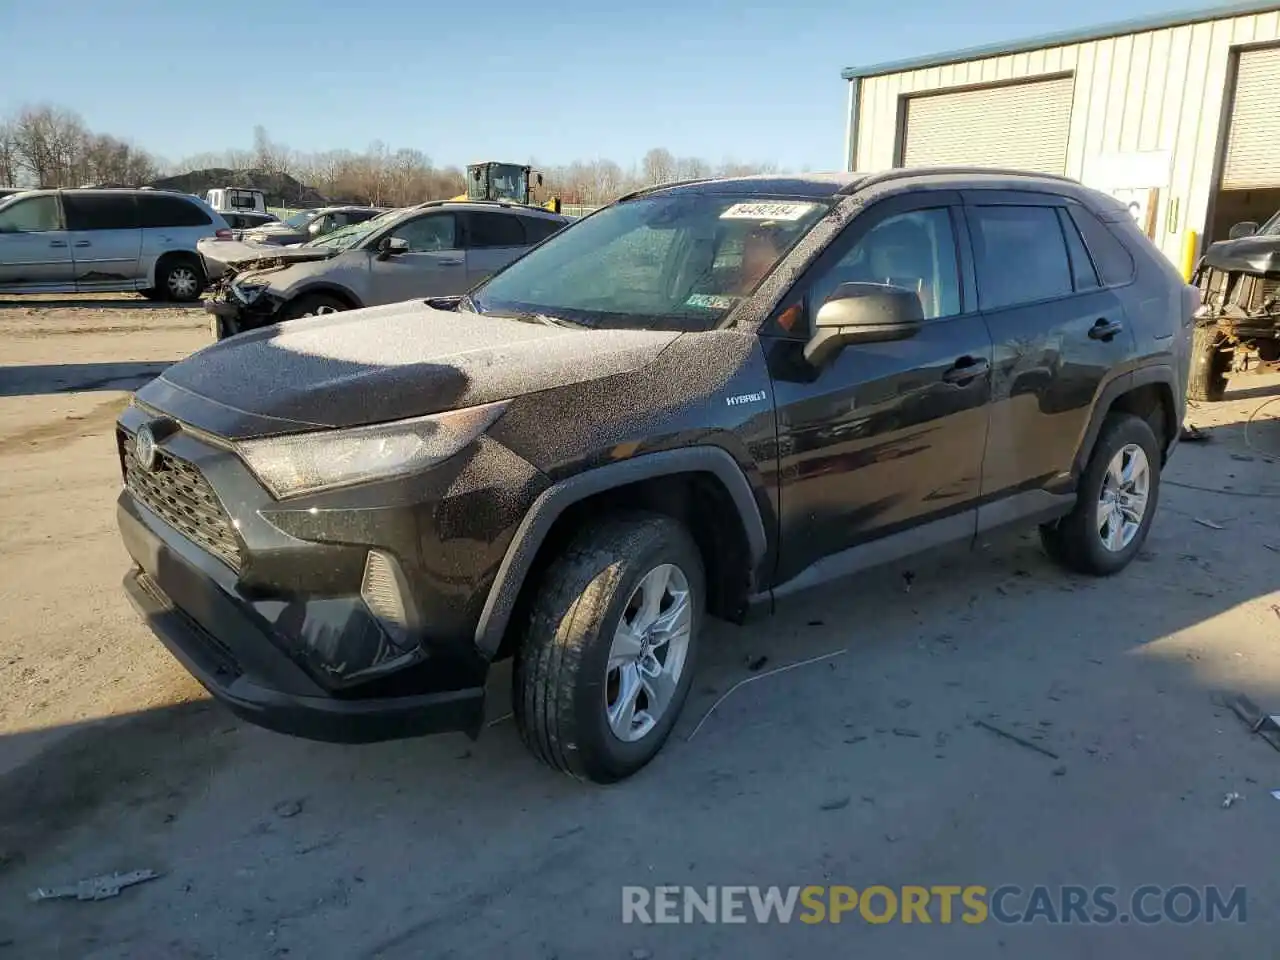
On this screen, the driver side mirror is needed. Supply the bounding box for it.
[803,282,924,367]
[308,220,324,235]
[1228,221,1259,240]
[377,235,410,260]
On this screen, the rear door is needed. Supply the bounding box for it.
[461,211,528,286]
[137,193,216,283]
[64,192,143,289]
[366,212,466,303]
[0,194,73,290]
[961,191,1137,502]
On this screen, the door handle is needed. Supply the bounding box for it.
[1088,318,1123,341]
[73,240,91,248]
[942,355,990,384]
[49,240,67,248]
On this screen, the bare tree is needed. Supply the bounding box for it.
[0,121,18,187]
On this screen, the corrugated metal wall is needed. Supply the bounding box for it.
[847,9,1280,262]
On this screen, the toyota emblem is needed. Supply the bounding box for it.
[134,423,159,472]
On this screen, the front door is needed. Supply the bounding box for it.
[461,211,529,287]
[959,192,1137,500]
[763,191,994,586]
[367,212,467,305]
[63,192,143,289]
[0,194,74,291]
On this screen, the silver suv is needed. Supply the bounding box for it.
[202,200,571,338]
[0,188,229,301]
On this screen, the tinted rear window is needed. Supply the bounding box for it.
[1068,207,1136,286]
[466,212,525,248]
[63,193,139,231]
[520,216,566,243]
[968,205,1073,311]
[138,194,213,228]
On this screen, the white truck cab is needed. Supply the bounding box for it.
[206,188,267,216]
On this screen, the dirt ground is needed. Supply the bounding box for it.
[1,293,1279,958]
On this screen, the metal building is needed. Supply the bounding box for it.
[841,0,1280,271]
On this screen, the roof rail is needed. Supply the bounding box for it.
[615,177,725,203]
[841,166,1080,194]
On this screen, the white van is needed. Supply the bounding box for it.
[205,188,267,216]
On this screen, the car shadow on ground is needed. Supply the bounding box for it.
[0,361,176,397]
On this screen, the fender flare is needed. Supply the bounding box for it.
[473,446,769,658]
[1072,363,1179,476]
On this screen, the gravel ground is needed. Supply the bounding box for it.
[1,293,1279,958]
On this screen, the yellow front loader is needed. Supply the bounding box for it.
[450,161,562,213]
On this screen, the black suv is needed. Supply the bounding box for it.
[1188,208,1280,400]
[115,168,1197,782]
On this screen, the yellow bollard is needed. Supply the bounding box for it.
[1181,230,1199,282]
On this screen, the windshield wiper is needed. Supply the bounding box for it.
[515,311,581,328]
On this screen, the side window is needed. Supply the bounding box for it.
[809,208,962,323]
[519,216,565,244]
[1057,208,1100,291]
[0,196,62,233]
[968,205,1072,311]
[1068,207,1136,286]
[350,210,376,225]
[138,194,213,228]
[466,212,526,248]
[390,214,457,252]
[63,194,139,231]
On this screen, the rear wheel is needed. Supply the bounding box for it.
[156,256,204,303]
[1041,413,1160,576]
[513,513,704,783]
[1186,323,1230,402]
[279,293,350,322]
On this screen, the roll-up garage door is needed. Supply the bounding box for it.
[1221,47,1280,190]
[901,76,1074,175]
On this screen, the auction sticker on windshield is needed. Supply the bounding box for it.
[720,202,817,221]
[686,294,738,310]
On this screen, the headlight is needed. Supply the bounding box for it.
[232,282,267,304]
[236,401,509,499]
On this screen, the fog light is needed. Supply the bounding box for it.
[361,549,419,645]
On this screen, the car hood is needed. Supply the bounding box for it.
[1202,235,1280,276]
[199,238,334,273]
[135,301,683,439]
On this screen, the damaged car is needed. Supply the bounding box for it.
[239,205,384,247]
[116,169,1196,783]
[1189,210,1280,400]
[201,200,571,339]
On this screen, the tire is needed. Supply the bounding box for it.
[155,255,205,303]
[1040,412,1161,576]
[279,293,350,322]
[1186,324,1230,402]
[513,513,705,783]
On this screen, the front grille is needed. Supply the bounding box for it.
[120,430,243,572]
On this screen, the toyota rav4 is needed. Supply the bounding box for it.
[116,168,1198,783]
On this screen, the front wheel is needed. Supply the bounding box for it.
[279,293,350,322]
[513,513,705,783]
[1041,412,1161,576]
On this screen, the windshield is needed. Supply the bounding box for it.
[490,164,528,203]
[468,193,830,330]
[283,210,319,229]
[1260,209,1280,236]
[303,208,400,251]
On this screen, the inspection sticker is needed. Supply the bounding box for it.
[686,294,738,310]
[720,201,816,221]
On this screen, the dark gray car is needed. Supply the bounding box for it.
[241,205,383,246]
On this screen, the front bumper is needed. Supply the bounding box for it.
[114,402,548,743]
[122,559,484,743]
[205,296,281,339]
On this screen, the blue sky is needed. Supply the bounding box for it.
[3,0,1202,171]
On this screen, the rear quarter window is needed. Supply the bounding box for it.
[519,216,567,244]
[1068,207,1136,286]
[138,194,213,229]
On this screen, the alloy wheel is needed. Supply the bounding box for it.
[1096,443,1150,552]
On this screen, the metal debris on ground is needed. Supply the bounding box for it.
[1222,792,1243,809]
[1179,424,1211,443]
[746,655,769,672]
[273,799,304,818]
[1194,518,1225,530]
[1270,790,1280,801]
[1222,693,1280,752]
[973,719,1060,760]
[29,869,161,902]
